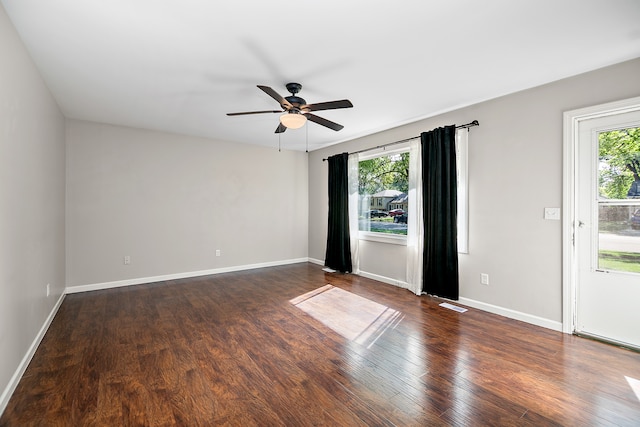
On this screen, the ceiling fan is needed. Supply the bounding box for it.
[227,83,353,133]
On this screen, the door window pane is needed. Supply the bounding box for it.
[597,127,640,273]
[597,204,640,273]
[598,127,640,200]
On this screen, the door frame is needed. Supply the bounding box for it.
[562,95,640,334]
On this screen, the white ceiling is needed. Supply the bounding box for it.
[3,0,640,151]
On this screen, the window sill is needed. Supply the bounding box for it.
[358,231,407,246]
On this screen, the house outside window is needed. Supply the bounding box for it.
[388,193,408,212]
[370,190,403,211]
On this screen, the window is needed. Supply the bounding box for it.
[457,128,469,253]
[358,149,410,240]
[353,129,469,251]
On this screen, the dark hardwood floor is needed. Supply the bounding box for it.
[2,262,639,426]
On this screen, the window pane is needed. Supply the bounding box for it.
[598,204,640,273]
[358,152,409,236]
[598,127,640,200]
[456,128,469,253]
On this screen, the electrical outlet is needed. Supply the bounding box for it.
[124,255,131,265]
[215,249,221,257]
[481,273,489,285]
[46,283,50,297]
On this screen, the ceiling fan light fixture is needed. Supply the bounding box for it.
[280,112,307,129]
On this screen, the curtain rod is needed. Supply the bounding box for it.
[322,120,478,161]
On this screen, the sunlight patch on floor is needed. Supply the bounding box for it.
[290,285,402,348]
[626,376,640,402]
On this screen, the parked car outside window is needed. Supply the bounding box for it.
[365,210,387,218]
[394,213,407,223]
[388,209,405,217]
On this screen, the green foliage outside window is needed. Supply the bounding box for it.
[358,152,409,195]
[599,127,640,199]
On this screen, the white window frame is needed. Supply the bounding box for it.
[457,128,469,254]
[358,145,410,245]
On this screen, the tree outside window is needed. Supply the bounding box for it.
[599,127,640,199]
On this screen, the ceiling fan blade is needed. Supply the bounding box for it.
[275,123,287,134]
[302,99,353,112]
[305,113,344,131]
[257,85,293,110]
[227,110,282,116]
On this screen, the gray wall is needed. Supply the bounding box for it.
[309,58,640,325]
[0,5,66,409]
[66,120,309,287]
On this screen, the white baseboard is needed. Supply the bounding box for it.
[65,258,310,294]
[358,270,410,290]
[307,257,324,266]
[458,297,563,332]
[357,269,562,333]
[0,292,65,416]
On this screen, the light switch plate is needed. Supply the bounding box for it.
[544,207,561,220]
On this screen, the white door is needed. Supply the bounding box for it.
[575,109,640,349]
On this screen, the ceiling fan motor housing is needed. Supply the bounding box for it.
[285,96,306,109]
[285,82,302,95]
[284,83,305,109]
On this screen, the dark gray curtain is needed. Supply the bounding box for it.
[421,126,459,299]
[325,153,352,272]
